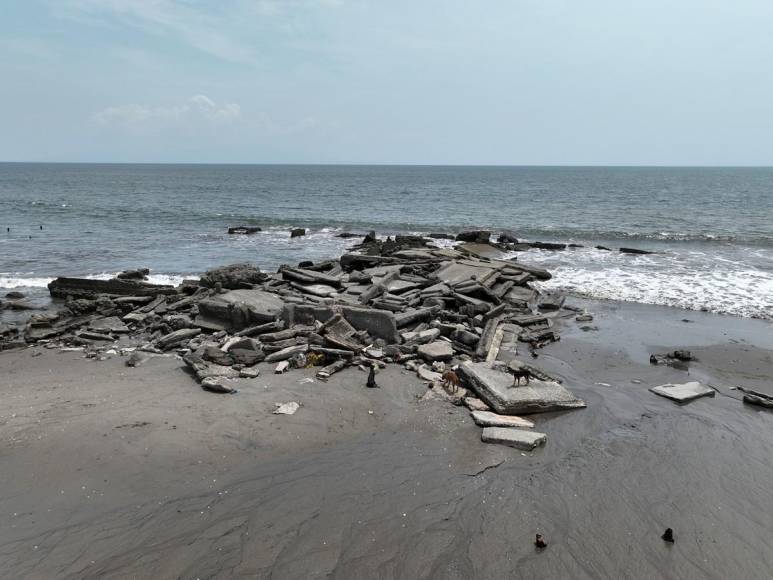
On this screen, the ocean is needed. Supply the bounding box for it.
[1,163,772,320]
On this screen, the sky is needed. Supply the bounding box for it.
[1,0,773,165]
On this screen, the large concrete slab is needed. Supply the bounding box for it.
[417,340,454,362]
[481,427,546,450]
[471,410,535,429]
[339,305,399,344]
[197,289,284,331]
[650,382,715,403]
[458,362,585,415]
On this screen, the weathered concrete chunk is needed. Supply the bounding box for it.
[456,230,491,243]
[464,397,490,412]
[458,362,585,415]
[417,341,454,362]
[649,382,715,403]
[265,344,308,363]
[197,289,284,331]
[199,263,266,289]
[481,427,546,450]
[201,377,237,394]
[340,305,399,344]
[48,277,175,299]
[156,328,201,349]
[471,410,535,429]
[89,316,130,334]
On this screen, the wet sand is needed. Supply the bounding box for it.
[1,300,772,579]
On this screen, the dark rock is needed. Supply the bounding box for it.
[662,528,675,543]
[49,277,176,299]
[230,348,265,366]
[203,345,234,366]
[595,245,612,251]
[363,230,377,244]
[228,226,261,234]
[155,327,201,349]
[620,247,654,255]
[538,293,565,311]
[1,300,39,311]
[126,352,150,367]
[116,268,149,280]
[199,263,267,289]
[497,231,519,244]
[455,230,491,243]
[428,233,455,240]
[290,228,306,238]
[5,291,25,300]
[297,260,314,268]
[530,242,567,250]
[336,232,361,238]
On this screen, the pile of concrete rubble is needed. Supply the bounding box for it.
[0,231,589,449]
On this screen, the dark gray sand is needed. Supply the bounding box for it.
[1,300,772,579]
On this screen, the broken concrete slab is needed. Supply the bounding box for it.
[201,377,237,394]
[457,362,585,415]
[48,277,176,299]
[481,427,546,450]
[464,397,491,412]
[197,289,284,331]
[199,263,266,289]
[417,341,454,362]
[274,401,300,414]
[156,327,201,349]
[471,410,535,429]
[417,364,443,383]
[649,382,715,404]
[89,316,130,334]
[264,344,308,363]
[340,305,399,343]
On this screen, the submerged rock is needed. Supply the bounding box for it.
[228,226,261,235]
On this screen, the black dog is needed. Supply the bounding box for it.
[366,365,379,388]
[511,368,532,386]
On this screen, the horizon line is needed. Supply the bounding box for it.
[2,161,773,169]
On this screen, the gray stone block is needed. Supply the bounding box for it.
[457,362,585,415]
[481,427,546,450]
[650,382,715,403]
[340,305,399,344]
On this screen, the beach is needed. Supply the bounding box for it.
[2,296,772,579]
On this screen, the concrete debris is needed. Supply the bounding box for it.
[274,401,300,415]
[649,382,715,403]
[481,427,547,450]
[471,410,535,429]
[7,234,586,468]
[458,362,585,415]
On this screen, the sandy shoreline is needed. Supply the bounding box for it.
[1,298,772,579]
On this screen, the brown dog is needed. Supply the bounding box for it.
[441,370,461,394]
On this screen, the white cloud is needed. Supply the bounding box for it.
[91,95,241,133]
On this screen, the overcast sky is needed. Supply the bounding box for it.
[2,0,772,164]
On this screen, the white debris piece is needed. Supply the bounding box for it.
[273,401,300,415]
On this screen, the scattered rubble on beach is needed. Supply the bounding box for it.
[1,230,608,447]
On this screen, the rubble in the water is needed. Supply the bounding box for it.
[1,230,593,448]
